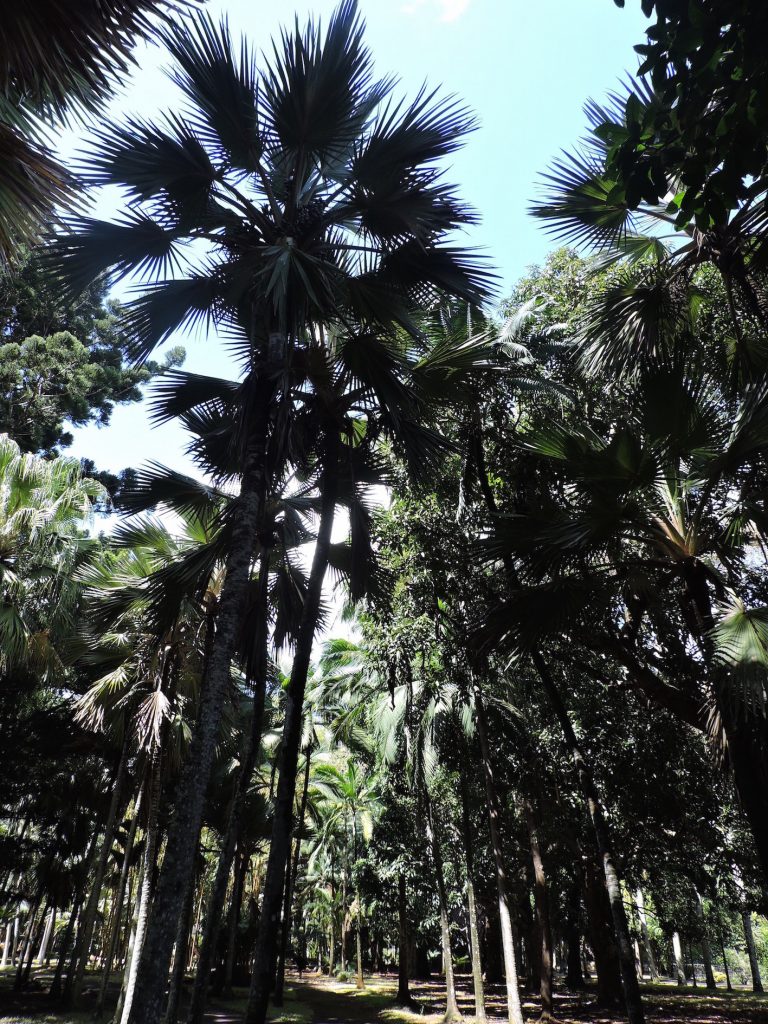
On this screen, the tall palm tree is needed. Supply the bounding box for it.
[51,4,493,1019]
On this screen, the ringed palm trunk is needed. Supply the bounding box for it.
[187,562,270,1024]
[458,769,486,1022]
[125,363,278,1024]
[424,790,462,1024]
[530,652,645,1024]
[471,678,525,1024]
[246,445,338,1024]
[523,798,553,1020]
[71,740,130,1006]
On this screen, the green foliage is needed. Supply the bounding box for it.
[0,251,184,454]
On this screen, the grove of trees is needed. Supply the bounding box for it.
[2,3,768,1024]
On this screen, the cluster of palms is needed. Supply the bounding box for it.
[3,4,768,1024]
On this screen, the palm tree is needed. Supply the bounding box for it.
[312,761,380,990]
[52,5,492,1017]
[0,1,188,261]
[0,433,106,679]
[478,312,768,883]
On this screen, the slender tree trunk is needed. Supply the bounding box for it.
[187,565,270,1024]
[530,652,644,1024]
[165,870,198,1024]
[718,931,732,991]
[120,752,162,1024]
[14,898,41,990]
[564,875,584,990]
[275,747,313,1005]
[222,848,247,998]
[22,902,47,985]
[634,889,658,982]
[245,450,337,1024]
[471,678,525,1024]
[355,900,364,990]
[741,912,763,993]
[582,854,622,1005]
[396,873,413,1006]
[37,905,55,966]
[425,790,462,1024]
[523,798,553,1020]
[459,771,486,1022]
[71,741,129,1006]
[694,891,716,990]
[97,794,142,1017]
[1,919,12,968]
[50,896,82,1000]
[672,932,686,986]
[126,384,277,1024]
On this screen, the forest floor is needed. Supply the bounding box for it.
[1,967,767,1024]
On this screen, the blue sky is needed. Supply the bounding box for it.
[63,0,648,473]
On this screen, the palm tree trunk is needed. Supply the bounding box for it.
[120,752,162,1024]
[97,793,142,1017]
[718,930,732,991]
[458,771,486,1022]
[396,873,412,1006]
[424,790,462,1024]
[125,385,277,1024]
[471,678,525,1024]
[355,899,364,990]
[672,932,686,986]
[245,448,337,1024]
[694,891,716,989]
[634,889,658,982]
[71,740,130,1007]
[1,918,13,968]
[14,898,41,991]
[50,894,83,1000]
[523,798,553,1020]
[22,902,48,986]
[530,651,645,1024]
[187,567,270,1024]
[165,870,198,1024]
[742,912,763,992]
[37,905,55,966]
[564,875,584,990]
[275,747,313,1006]
[222,848,248,998]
